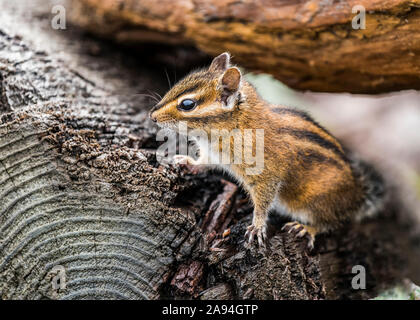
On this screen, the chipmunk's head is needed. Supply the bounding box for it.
[149,52,244,131]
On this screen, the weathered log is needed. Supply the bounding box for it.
[0,2,419,300]
[68,0,420,94]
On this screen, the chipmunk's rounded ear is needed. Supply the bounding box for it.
[209,52,230,72]
[221,67,241,92]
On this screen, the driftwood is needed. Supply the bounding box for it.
[0,1,419,300]
[68,0,420,94]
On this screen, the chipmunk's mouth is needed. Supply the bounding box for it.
[149,110,175,128]
[154,119,178,131]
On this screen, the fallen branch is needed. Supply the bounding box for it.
[69,0,420,93]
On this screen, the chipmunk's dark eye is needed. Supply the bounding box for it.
[178,99,197,111]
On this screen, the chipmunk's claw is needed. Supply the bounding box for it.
[245,224,267,249]
[282,221,316,250]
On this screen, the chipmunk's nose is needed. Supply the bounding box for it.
[149,109,157,122]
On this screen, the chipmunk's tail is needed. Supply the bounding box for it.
[350,154,387,221]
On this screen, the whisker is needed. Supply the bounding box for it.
[130,93,160,103]
[147,89,162,101]
[164,68,172,89]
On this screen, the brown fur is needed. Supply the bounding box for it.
[150,53,384,248]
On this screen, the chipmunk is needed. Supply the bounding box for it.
[149,52,386,249]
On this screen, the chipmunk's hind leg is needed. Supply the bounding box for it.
[282,222,318,250]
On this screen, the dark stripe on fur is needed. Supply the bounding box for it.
[272,107,336,139]
[173,84,201,101]
[279,127,348,163]
[297,149,343,170]
[150,84,201,113]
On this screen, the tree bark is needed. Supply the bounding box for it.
[68,0,420,94]
[0,2,419,300]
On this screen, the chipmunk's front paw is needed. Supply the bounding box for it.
[282,221,316,250]
[172,154,196,165]
[245,223,267,249]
